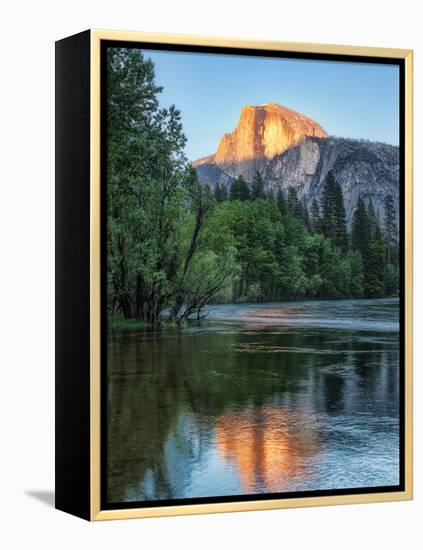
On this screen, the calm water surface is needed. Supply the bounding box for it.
[107,298,400,503]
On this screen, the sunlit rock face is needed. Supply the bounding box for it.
[193,103,328,181]
[194,103,399,226]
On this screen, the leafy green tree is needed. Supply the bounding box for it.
[107,48,188,324]
[207,199,286,301]
[107,48,239,325]
[251,171,266,199]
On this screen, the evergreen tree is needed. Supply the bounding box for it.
[320,172,336,241]
[347,249,364,298]
[302,201,311,230]
[276,189,286,215]
[366,239,386,297]
[251,171,266,199]
[366,199,386,296]
[287,187,301,217]
[351,197,386,297]
[310,198,321,233]
[367,199,379,240]
[320,171,348,251]
[384,263,399,296]
[384,194,398,265]
[333,182,348,252]
[351,197,370,260]
[230,176,250,201]
[214,181,227,202]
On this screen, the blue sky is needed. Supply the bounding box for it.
[140,48,399,162]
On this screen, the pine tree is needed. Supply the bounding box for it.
[276,189,286,215]
[351,197,370,261]
[287,187,301,217]
[320,171,348,251]
[333,183,348,252]
[310,198,321,233]
[230,176,250,201]
[366,200,386,296]
[367,198,378,240]
[320,172,336,241]
[384,194,397,265]
[229,179,238,200]
[352,197,385,297]
[251,171,266,199]
[302,201,311,230]
[347,249,364,298]
[214,181,227,202]
[366,239,386,297]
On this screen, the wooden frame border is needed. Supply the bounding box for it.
[89,29,413,521]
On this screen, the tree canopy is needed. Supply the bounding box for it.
[107,47,400,326]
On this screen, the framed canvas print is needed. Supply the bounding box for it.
[55,29,413,521]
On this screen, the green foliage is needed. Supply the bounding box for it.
[351,197,370,259]
[384,263,399,296]
[106,48,236,325]
[287,187,301,217]
[106,48,189,325]
[347,250,365,298]
[351,196,393,297]
[302,202,311,230]
[230,176,250,201]
[214,181,227,202]
[251,171,266,199]
[276,189,286,215]
[365,240,386,297]
[106,48,399,326]
[310,198,320,233]
[384,194,398,265]
[320,171,348,251]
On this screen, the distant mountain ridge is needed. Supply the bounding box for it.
[193,103,399,226]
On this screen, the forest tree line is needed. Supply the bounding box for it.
[107,48,399,327]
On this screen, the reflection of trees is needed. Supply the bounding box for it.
[107,326,321,502]
[107,324,399,503]
[107,329,189,502]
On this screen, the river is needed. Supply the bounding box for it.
[106,297,400,504]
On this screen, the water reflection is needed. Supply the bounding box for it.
[107,298,400,503]
[215,406,321,493]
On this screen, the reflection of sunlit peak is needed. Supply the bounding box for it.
[215,405,321,493]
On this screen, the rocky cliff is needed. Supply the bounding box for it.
[193,103,328,182]
[262,137,399,225]
[194,104,399,226]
